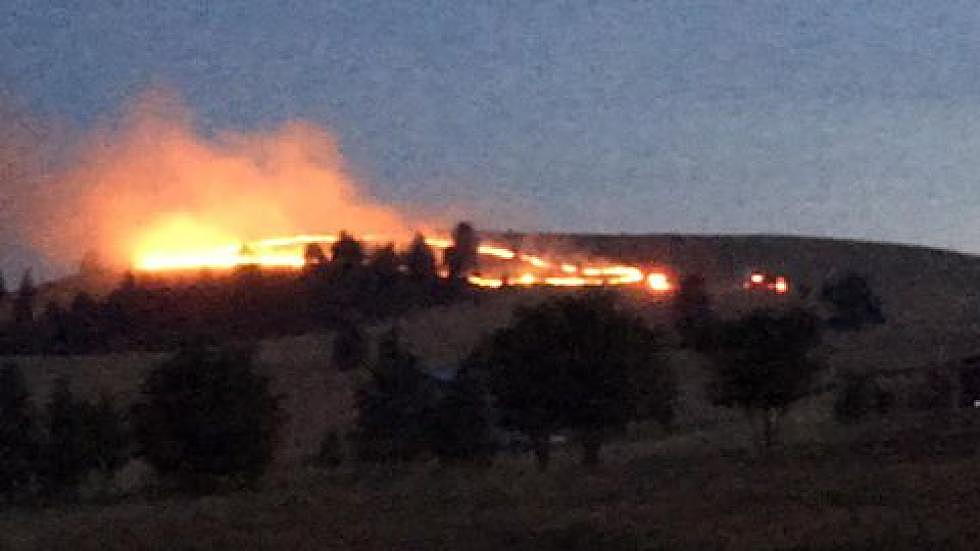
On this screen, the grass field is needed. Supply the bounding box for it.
[4,234,980,548]
[3,412,979,550]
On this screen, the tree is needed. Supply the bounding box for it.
[367,243,400,280]
[820,272,885,331]
[66,291,104,353]
[481,291,673,469]
[12,269,36,328]
[132,344,281,490]
[303,242,327,267]
[351,329,437,462]
[331,231,365,269]
[426,370,496,465]
[39,378,89,496]
[0,363,39,497]
[0,270,6,303]
[704,308,824,450]
[444,222,479,280]
[404,233,437,281]
[81,394,129,478]
[671,273,714,350]
[331,322,367,372]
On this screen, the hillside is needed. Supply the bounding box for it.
[6,233,980,467]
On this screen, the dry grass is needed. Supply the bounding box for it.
[4,415,980,550]
[4,235,980,548]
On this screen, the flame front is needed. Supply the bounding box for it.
[133,231,675,293]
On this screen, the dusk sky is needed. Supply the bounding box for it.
[3,1,980,275]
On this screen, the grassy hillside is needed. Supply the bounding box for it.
[5,234,980,466]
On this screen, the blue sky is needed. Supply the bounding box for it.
[3,1,980,275]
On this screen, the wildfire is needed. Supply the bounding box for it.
[133,232,674,293]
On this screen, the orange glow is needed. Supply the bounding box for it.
[134,230,677,295]
[647,272,672,292]
[511,273,538,286]
[37,90,414,271]
[479,245,517,260]
[773,276,789,294]
[520,254,550,268]
[467,274,504,288]
[750,273,765,284]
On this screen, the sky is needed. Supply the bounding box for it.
[2,1,980,276]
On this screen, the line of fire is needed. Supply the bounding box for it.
[129,229,789,296]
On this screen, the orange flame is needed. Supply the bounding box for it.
[134,230,674,294]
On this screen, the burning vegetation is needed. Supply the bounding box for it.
[132,229,675,294]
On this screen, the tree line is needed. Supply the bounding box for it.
[0,250,905,503]
[0,224,482,355]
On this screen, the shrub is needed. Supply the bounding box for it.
[427,373,496,465]
[0,363,39,498]
[704,308,825,450]
[133,344,281,490]
[351,329,437,463]
[482,291,674,469]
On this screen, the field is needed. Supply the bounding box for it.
[4,234,980,548]
[3,413,980,550]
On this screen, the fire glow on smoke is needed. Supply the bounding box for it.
[33,90,671,292]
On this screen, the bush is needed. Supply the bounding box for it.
[39,378,90,496]
[704,308,824,450]
[0,363,39,498]
[351,329,438,463]
[482,291,673,469]
[427,373,496,465]
[133,344,281,491]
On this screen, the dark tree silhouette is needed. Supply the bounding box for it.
[0,363,39,497]
[352,328,437,462]
[81,393,129,478]
[367,242,400,284]
[39,378,90,496]
[331,322,367,372]
[133,344,281,490]
[0,270,6,303]
[331,231,365,269]
[482,291,673,469]
[671,273,714,350]
[404,233,437,281]
[427,369,496,465]
[704,308,824,450]
[303,242,327,267]
[12,269,36,328]
[40,301,69,354]
[67,291,104,353]
[820,271,885,331]
[445,221,479,280]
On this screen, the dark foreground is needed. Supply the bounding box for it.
[3,416,979,550]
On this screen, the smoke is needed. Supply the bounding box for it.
[29,89,417,271]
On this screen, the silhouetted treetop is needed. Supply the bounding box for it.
[331,231,365,268]
[481,291,674,468]
[405,233,437,281]
[445,222,478,280]
[704,307,825,449]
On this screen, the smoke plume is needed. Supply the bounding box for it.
[30,90,416,271]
